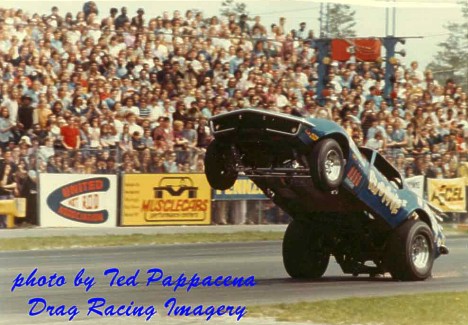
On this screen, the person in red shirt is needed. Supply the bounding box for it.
[60,117,81,150]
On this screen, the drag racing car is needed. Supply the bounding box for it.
[204,108,449,281]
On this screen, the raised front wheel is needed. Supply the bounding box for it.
[309,138,345,191]
[204,140,238,190]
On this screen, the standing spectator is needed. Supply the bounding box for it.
[296,22,308,40]
[114,7,129,29]
[83,1,99,20]
[2,87,20,128]
[119,124,133,152]
[131,9,145,29]
[229,48,244,75]
[0,160,16,228]
[60,117,80,150]
[0,108,13,150]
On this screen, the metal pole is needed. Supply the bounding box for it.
[319,3,323,38]
[385,4,389,36]
[326,3,330,37]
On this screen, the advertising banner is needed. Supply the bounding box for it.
[39,174,118,227]
[405,175,424,198]
[212,177,268,201]
[427,178,466,212]
[458,162,468,186]
[122,174,211,225]
[331,39,381,62]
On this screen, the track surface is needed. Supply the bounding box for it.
[1,238,467,324]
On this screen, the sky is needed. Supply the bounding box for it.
[2,0,465,70]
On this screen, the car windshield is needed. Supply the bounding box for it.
[359,147,403,189]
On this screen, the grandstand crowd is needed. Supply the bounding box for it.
[0,3,467,226]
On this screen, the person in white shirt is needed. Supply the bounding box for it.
[2,87,20,126]
[125,113,144,136]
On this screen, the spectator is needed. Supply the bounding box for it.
[0,107,14,150]
[60,117,80,150]
[163,150,178,173]
[131,9,145,29]
[37,137,55,162]
[114,7,129,29]
[0,3,463,225]
[0,160,16,228]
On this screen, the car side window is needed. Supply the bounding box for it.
[360,147,403,189]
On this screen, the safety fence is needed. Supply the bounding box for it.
[4,147,468,228]
[14,171,467,228]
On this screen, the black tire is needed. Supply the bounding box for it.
[309,138,344,191]
[385,220,435,281]
[204,140,238,190]
[283,220,330,279]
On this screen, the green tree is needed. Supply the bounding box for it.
[427,1,468,88]
[220,0,249,19]
[326,4,357,38]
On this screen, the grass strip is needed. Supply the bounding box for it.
[0,231,284,251]
[248,291,468,325]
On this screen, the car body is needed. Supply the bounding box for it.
[205,108,448,281]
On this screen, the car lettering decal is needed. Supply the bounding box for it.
[305,129,319,141]
[346,166,362,188]
[368,170,407,215]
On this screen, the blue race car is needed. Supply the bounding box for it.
[205,108,449,281]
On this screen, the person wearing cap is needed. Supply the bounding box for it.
[19,135,32,147]
[152,116,173,148]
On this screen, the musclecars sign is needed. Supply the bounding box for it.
[39,174,118,227]
[121,174,211,225]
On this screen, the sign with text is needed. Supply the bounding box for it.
[39,174,118,227]
[213,177,268,201]
[458,162,468,186]
[427,178,466,212]
[122,174,211,225]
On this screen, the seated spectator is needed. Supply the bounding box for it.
[131,131,146,151]
[366,131,385,152]
[163,150,178,173]
[37,137,55,162]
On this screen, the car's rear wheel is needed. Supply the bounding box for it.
[309,138,344,191]
[283,220,330,279]
[385,220,435,281]
[204,140,238,190]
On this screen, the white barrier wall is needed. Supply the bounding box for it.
[39,174,118,227]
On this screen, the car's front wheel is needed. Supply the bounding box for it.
[309,138,345,191]
[385,220,435,281]
[283,220,330,279]
[204,140,238,190]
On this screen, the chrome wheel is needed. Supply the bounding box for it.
[324,150,342,182]
[412,234,430,270]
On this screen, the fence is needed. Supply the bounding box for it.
[6,148,468,228]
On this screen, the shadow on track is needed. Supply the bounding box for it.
[254,275,395,286]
